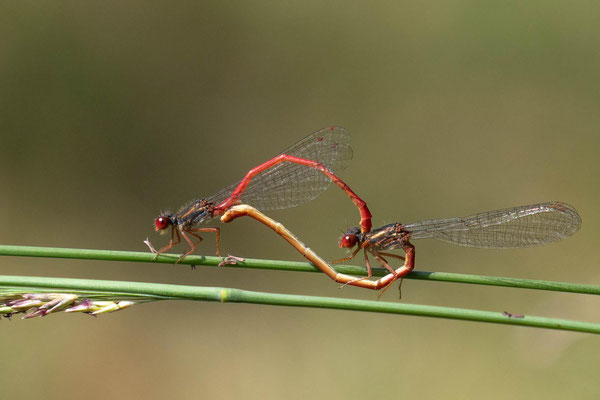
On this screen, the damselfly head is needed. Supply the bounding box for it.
[154,213,174,232]
[339,226,361,248]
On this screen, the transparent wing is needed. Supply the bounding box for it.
[404,202,581,248]
[208,126,352,210]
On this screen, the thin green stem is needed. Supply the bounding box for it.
[0,244,597,295]
[0,275,598,334]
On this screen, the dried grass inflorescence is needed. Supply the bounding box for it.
[0,292,135,320]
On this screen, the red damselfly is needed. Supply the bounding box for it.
[336,201,581,295]
[151,126,372,261]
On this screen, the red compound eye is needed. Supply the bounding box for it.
[339,234,357,248]
[155,216,170,231]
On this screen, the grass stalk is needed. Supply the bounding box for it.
[0,244,597,295]
[0,275,598,334]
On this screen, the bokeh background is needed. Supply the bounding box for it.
[1,1,599,399]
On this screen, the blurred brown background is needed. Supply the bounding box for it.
[1,1,599,399]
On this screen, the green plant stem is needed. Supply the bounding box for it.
[0,244,597,295]
[0,275,598,334]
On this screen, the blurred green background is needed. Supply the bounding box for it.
[1,1,599,399]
